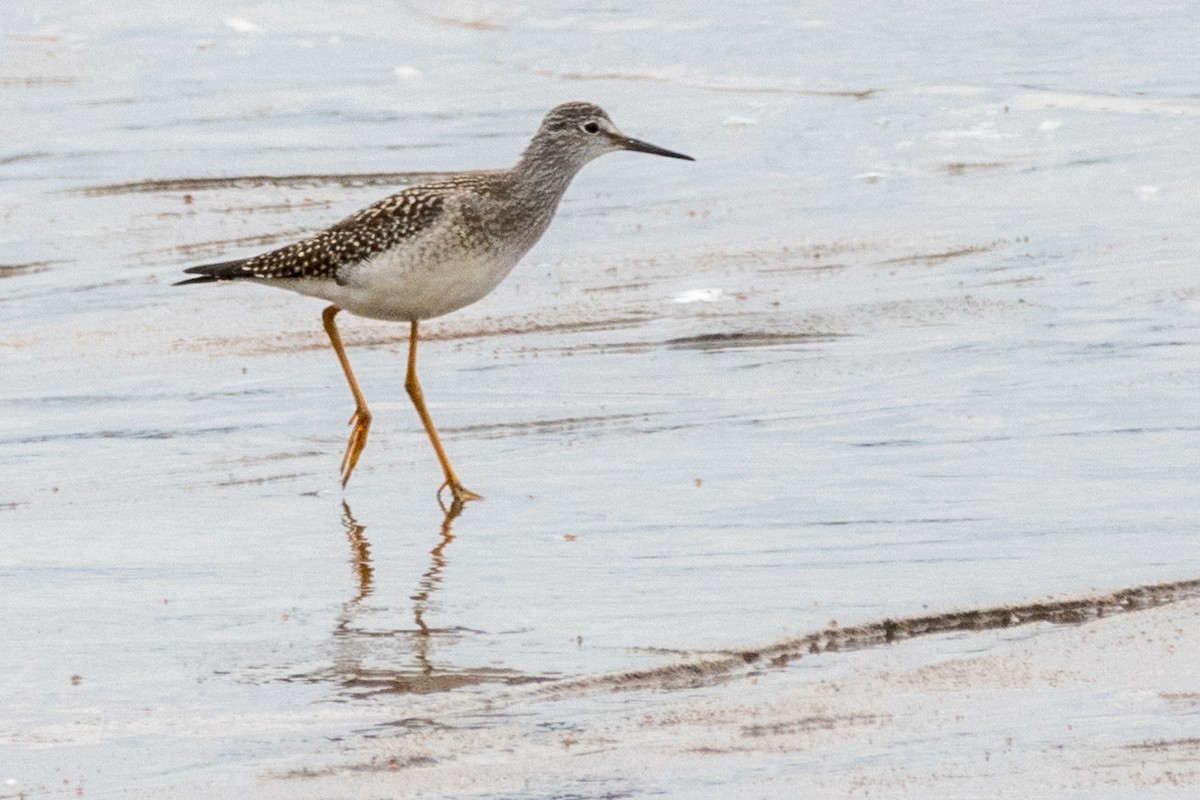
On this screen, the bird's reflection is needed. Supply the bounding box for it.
[336,497,465,612]
[316,498,538,696]
[334,498,462,644]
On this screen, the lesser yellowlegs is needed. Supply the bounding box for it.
[176,102,693,503]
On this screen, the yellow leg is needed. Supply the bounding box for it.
[321,305,371,487]
[405,320,482,504]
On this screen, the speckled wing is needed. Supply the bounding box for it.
[175,189,446,286]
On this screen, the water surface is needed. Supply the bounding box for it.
[3,1,1199,796]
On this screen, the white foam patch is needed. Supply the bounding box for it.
[932,121,1008,141]
[224,17,262,34]
[672,288,724,303]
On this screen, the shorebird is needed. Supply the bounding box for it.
[176,102,693,503]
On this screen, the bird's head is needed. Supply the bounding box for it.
[529,102,694,167]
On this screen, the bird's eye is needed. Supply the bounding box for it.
[581,121,601,134]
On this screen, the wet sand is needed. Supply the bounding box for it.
[276,587,1200,799]
[4,1,1200,797]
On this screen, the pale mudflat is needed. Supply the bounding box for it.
[3,1,1200,797]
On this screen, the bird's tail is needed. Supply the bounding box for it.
[173,259,249,286]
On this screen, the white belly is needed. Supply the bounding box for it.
[267,189,559,322]
[277,236,526,322]
[344,246,520,321]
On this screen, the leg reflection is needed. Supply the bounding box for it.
[411,500,464,675]
[342,500,374,606]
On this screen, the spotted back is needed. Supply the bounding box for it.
[231,190,447,283]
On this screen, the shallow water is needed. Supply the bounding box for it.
[3,1,1200,796]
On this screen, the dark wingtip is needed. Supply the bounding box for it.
[173,275,220,286]
[173,259,248,286]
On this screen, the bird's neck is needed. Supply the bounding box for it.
[510,138,588,208]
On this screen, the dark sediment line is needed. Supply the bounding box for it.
[546,577,1200,694]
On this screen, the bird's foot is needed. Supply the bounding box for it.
[437,479,483,510]
[339,406,372,487]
